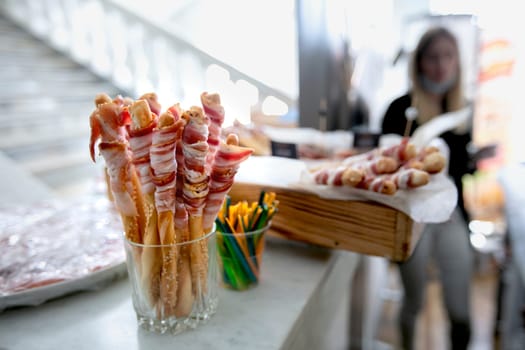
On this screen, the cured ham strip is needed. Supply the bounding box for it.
[129,100,157,195]
[174,115,187,209]
[89,98,145,243]
[181,106,210,294]
[129,98,162,308]
[202,134,254,232]
[201,92,225,170]
[98,142,139,216]
[150,106,184,214]
[89,94,130,162]
[182,106,210,213]
[150,108,184,317]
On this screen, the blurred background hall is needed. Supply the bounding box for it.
[1,0,524,349]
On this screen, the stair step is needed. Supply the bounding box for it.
[0,83,120,102]
[0,128,88,151]
[0,109,92,127]
[0,99,103,114]
[17,149,92,174]
[0,67,103,82]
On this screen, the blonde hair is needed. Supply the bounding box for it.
[409,27,465,125]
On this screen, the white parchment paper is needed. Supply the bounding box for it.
[235,154,458,224]
[295,169,457,223]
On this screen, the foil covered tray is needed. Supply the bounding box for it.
[0,195,126,311]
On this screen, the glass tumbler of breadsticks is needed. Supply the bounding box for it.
[124,224,219,334]
[88,90,255,332]
[215,192,278,291]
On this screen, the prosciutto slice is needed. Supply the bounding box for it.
[201,92,225,170]
[181,106,210,214]
[89,97,145,243]
[128,100,157,196]
[89,94,130,162]
[202,134,254,231]
[150,107,184,213]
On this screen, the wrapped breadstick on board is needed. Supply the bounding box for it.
[228,136,456,262]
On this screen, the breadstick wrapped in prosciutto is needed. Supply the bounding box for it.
[129,99,162,308]
[310,164,364,187]
[355,175,397,195]
[384,168,430,189]
[201,92,225,170]
[344,155,399,175]
[403,146,446,174]
[173,122,195,317]
[150,106,185,317]
[380,137,417,163]
[181,106,210,294]
[202,134,254,232]
[418,146,446,174]
[89,94,146,244]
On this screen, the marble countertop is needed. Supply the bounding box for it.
[0,238,358,350]
[0,152,360,349]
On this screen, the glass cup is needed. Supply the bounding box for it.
[216,223,270,291]
[123,229,218,334]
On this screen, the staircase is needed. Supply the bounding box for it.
[0,14,123,196]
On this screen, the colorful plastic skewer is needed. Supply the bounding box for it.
[215,191,278,290]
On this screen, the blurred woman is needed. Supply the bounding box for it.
[381,27,475,350]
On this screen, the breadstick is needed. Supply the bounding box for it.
[129,98,162,308]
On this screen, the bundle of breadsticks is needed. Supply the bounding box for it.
[309,137,446,195]
[89,91,253,317]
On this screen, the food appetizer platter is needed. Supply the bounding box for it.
[229,138,456,262]
[89,91,253,319]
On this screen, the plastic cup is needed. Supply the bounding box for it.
[123,229,218,334]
